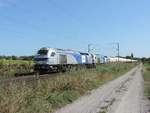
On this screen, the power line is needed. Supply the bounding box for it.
[110,42,120,61]
[88,44,92,53]
[87,43,120,58]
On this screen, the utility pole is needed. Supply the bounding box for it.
[111,42,120,62]
[88,44,91,53]
[117,43,120,62]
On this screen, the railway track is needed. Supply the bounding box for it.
[0,72,60,85]
[0,65,96,85]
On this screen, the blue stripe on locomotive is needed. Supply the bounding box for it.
[50,51,82,64]
[70,53,82,64]
[34,58,48,61]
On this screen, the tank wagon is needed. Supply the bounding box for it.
[108,57,137,63]
[34,47,98,73]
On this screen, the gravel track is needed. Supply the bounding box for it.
[54,64,150,113]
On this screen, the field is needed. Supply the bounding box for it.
[0,63,136,113]
[0,59,34,80]
[143,63,150,98]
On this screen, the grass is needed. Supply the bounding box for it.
[143,63,150,98]
[0,63,136,113]
[0,59,34,80]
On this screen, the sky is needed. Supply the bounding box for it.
[0,0,150,57]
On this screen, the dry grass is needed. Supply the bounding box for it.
[0,63,136,113]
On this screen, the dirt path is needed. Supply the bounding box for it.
[54,65,150,113]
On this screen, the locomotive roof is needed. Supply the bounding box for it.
[40,47,82,53]
[39,47,98,56]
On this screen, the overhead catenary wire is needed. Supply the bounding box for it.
[87,43,117,57]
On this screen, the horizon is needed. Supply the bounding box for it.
[0,0,150,57]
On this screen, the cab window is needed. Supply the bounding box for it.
[38,50,48,55]
[51,52,55,57]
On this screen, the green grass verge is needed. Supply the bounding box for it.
[0,63,136,113]
[143,63,150,97]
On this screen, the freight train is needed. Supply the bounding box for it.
[34,47,137,73]
[34,47,100,73]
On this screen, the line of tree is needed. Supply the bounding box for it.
[0,56,34,61]
[141,57,150,64]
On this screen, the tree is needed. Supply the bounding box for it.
[131,53,134,58]
[126,56,131,59]
[11,56,17,60]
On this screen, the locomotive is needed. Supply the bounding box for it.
[34,47,100,73]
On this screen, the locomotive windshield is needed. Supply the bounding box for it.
[38,49,48,55]
[51,52,55,57]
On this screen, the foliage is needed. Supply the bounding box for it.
[141,57,150,64]
[0,56,34,61]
